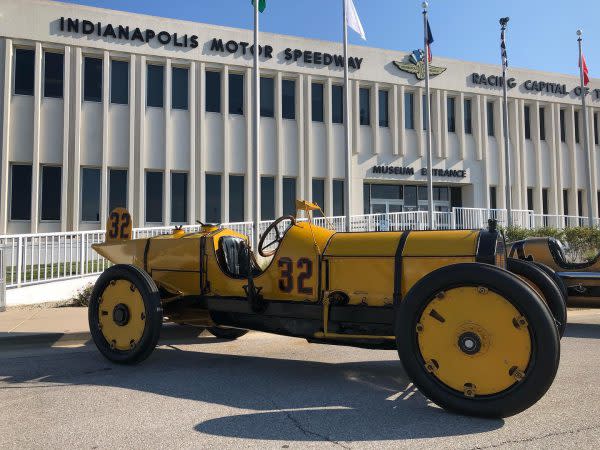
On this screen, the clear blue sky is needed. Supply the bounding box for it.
[59,0,597,77]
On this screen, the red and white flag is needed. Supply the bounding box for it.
[580,53,590,86]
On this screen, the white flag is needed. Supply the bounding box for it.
[346,0,366,41]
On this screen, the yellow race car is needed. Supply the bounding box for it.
[90,203,560,418]
[510,236,600,307]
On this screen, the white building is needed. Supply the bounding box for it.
[0,0,599,235]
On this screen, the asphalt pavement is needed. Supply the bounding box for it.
[1,310,599,449]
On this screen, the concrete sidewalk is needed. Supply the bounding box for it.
[0,307,90,345]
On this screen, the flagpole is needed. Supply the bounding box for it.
[577,29,594,228]
[422,2,434,230]
[252,0,261,251]
[500,17,512,228]
[343,0,352,232]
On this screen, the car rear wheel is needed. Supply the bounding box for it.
[89,264,162,364]
[207,326,249,340]
[395,263,560,418]
[507,258,567,338]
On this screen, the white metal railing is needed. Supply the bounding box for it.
[1,209,597,289]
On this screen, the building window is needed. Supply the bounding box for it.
[81,168,101,222]
[598,191,600,218]
[205,71,221,113]
[260,76,274,117]
[145,171,163,223]
[229,73,244,115]
[171,172,188,223]
[404,92,414,129]
[111,60,128,104]
[524,105,531,140]
[312,179,325,217]
[422,94,431,130]
[539,107,546,141]
[172,66,188,110]
[84,57,103,102]
[489,186,497,210]
[333,180,344,216]
[560,109,566,142]
[282,79,295,120]
[379,90,389,127]
[40,166,62,221]
[229,175,245,222]
[447,97,456,133]
[464,98,472,134]
[311,82,324,122]
[261,176,275,220]
[577,190,583,217]
[363,184,371,214]
[282,177,296,217]
[595,113,599,146]
[574,111,580,144]
[527,187,534,211]
[147,64,164,108]
[359,87,370,125]
[563,189,569,215]
[43,52,63,99]
[10,164,32,220]
[14,48,35,96]
[109,169,127,212]
[487,101,495,137]
[332,84,343,124]
[205,174,221,223]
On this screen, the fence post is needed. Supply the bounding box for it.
[16,236,23,288]
[0,245,5,312]
[80,233,86,276]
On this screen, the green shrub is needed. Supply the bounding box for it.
[67,283,94,307]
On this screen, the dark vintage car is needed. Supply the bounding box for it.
[510,237,600,306]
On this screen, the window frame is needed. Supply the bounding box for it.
[228,72,245,116]
[146,63,165,108]
[83,56,103,103]
[110,59,129,105]
[108,167,128,213]
[43,51,64,99]
[80,167,102,223]
[40,164,62,222]
[359,87,370,126]
[13,47,35,97]
[145,170,164,224]
[447,96,456,133]
[9,163,33,222]
[171,65,189,110]
[378,89,389,128]
[170,171,188,224]
[281,78,296,120]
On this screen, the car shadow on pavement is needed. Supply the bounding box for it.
[0,339,504,442]
[564,322,600,339]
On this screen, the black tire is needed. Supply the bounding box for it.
[395,263,560,418]
[88,264,162,364]
[532,261,570,307]
[207,326,249,340]
[507,258,567,338]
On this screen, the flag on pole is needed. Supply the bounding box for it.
[580,53,590,86]
[345,0,366,40]
[251,0,266,13]
[425,19,434,62]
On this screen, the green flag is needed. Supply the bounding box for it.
[251,0,266,13]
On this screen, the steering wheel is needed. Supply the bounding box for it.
[258,215,296,257]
